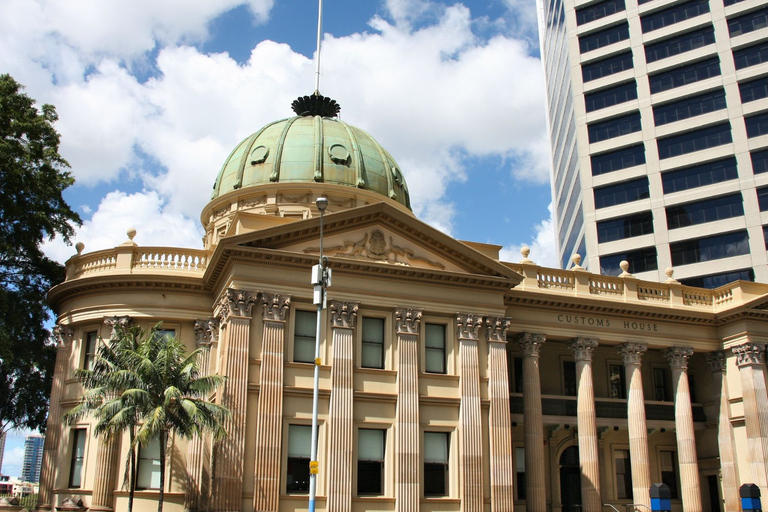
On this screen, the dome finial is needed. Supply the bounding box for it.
[292,93,341,117]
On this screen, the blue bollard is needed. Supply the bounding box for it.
[650,483,671,512]
[741,483,762,511]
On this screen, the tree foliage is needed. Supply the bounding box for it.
[0,74,81,435]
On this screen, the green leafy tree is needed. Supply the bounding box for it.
[0,74,81,438]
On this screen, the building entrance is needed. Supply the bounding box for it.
[560,445,582,512]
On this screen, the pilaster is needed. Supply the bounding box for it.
[457,313,484,512]
[733,343,768,495]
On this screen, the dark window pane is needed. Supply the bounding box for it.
[758,187,768,211]
[645,26,715,63]
[746,113,768,138]
[294,310,317,363]
[609,364,627,399]
[591,144,646,175]
[679,268,755,288]
[425,323,446,374]
[600,247,658,276]
[764,225,768,249]
[594,177,650,209]
[723,0,747,5]
[588,112,642,143]
[653,367,672,401]
[424,432,449,496]
[616,450,633,500]
[361,317,385,369]
[563,360,577,396]
[666,193,743,228]
[582,51,634,82]
[660,451,680,499]
[653,89,726,126]
[649,57,720,94]
[641,0,710,33]
[657,123,732,159]
[576,0,626,25]
[358,429,385,495]
[597,211,654,243]
[661,157,738,193]
[753,149,768,174]
[728,7,768,37]
[579,23,630,53]
[670,230,750,266]
[513,357,524,393]
[287,425,311,493]
[69,429,87,488]
[740,77,768,103]
[585,82,638,112]
[734,41,768,70]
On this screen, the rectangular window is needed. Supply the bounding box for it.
[68,429,86,488]
[653,89,726,126]
[585,81,638,112]
[641,0,710,33]
[287,425,311,493]
[597,211,654,243]
[661,157,738,193]
[724,0,746,5]
[657,123,732,159]
[753,149,768,174]
[136,439,161,490]
[644,26,715,63]
[734,41,768,70]
[358,429,385,495]
[649,57,720,94]
[563,360,577,396]
[746,112,768,138]
[294,310,317,363]
[670,230,750,266]
[515,446,526,500]
[740,77,768,103]
[666,193,744,229]
[576,0,626,25]
[84,331,98,370]
[579,22,630,53]
[425,323,446,374]
[653,367,671,401]
[728,7,768,37]
[588,112,642,143]
[513,356,524,393]
[424,432,449,496]
[758,187,768,211]
[582,52,634,82]
[600,247,658,276]
[594,177,650,209]
[615,450,633,499]
[679,268,755,288]
[361,317,385,369]
[609,364,627,399]
[591,144,646,176]
[660,451,680,499]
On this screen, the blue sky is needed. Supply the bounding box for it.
[0,0,557,477]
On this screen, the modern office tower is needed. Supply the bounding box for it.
[538,0,768,287]
[21,434,44,483]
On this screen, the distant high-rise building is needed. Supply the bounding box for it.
[538,0,768,287]
[21,435,44,483]
[0,431,6,476]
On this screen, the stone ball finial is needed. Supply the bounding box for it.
[571,253,583,269]
[127,227,137,240]
[619,260,632,277]
[664,267,679,284]
[520,245,533,264]
[75,242,85,255]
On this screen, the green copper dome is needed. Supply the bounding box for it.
[210,94,411,210]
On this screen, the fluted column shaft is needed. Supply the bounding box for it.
[733,343,768,496]
[252,292,290,512]
[326,301,359,512]
[568,338,601,512]
[706,351,740,512]
[457,314,484,512]
[665,347,701,512]
[618,343,650,509]
[516,332,547,512]
[395,308,421,512]
[486,318,514,512]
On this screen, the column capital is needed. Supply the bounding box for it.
[456,313,483,342]
[664,346,694,370]
[486,316,511,344]
[194,318,219,346]
[515,332,545,357]
[705,350,726,373]
[568,337,598,362]
[217,288,259,322]
[261,292,291,323]
[104,315,132,338]
[733,343,766,368]
[617,342,647,366]
[53,324,74,349]
[395,307,422,335]
[329,300,359,329]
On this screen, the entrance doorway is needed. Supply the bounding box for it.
[560,446,582,512]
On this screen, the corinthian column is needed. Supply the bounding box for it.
[567,337,601,512]
[457,313,484,512]
[617,342,650,510]
[664,347,701,512]
[485,317,514,512]
[326,301,359,512]
[515,332,546,512]
[37,325,74,512]
[185,318,218,512]
[251,292,290,512]
[209,288,258,512]
[733,343,768,495]
[394,308,422,512]
[705,351,740,512]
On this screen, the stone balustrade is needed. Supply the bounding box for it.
[66,246,209,280]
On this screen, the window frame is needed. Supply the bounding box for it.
[286,423,312,494]
[423,321,449,374]
[562,358,577,396]
[613,447,633,500]
[360,316,387,370]
[135,438,162,490]
[423,431,451,497]
[608,362,627,399]
[68,428,87,489]
[652,366,672,402]
[514,445,526,501]
[357,427,387,496]
[83,330,99,371]
[656,448,680,499]
[292,309,318,364]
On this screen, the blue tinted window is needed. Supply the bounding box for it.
[591,144,646,175]
[740,77,768,103]
[594,177,650,209]
[670,230,750,265]
[645,26,715,63]
[585,82,637,112]
[641,0,710,33]
[679,268,754,288]
[597,211,654,243]
[746,113,768,138]
[728,8,768,37]
[582,52,634,82]
[661,157,738,193]
[657,123,732,159]
[649,57,720,94]
[600,247,658,276]
[758,187,768,210]
[723,0,747,6]
[577,0,626,25]
[653,89,726,126]
[753,149,768,174]
[579,23,630,53]
[588,112,642,143]
[666,193,743,229]
[734,41,768,70]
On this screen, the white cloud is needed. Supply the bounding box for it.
[500,203,558,268]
